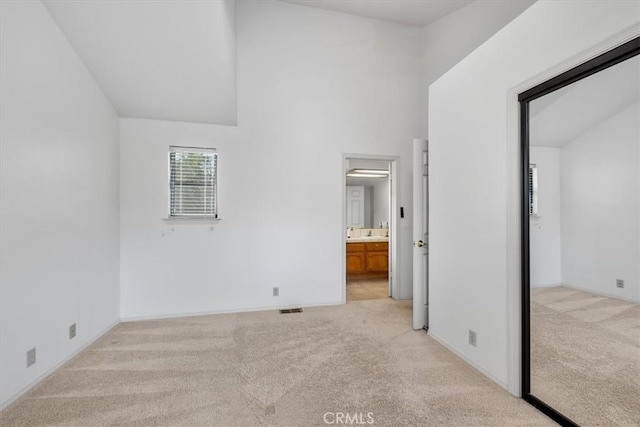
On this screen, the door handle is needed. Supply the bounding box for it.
[415,240,426,248]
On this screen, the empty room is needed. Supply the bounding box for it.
[1,1,638,426]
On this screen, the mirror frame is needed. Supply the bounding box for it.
[519,36,640,427]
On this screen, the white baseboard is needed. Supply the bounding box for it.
[561,283,639,304]
[0,320,120,412]
[121,301,344,322]
[428,330,508,391]
[531,282,562,288]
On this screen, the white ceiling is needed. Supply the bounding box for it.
[281,0,475,26]
[530,55,640,148]
[43,0,237,125]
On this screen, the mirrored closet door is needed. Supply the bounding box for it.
[521,38,640,426]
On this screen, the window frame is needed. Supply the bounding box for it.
[167,145,219,220]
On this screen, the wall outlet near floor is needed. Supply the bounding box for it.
[69,323,77,339]
[27,347,36,368]
[468,330,477,347]
[616,279,624,289]
[273,287,279,297]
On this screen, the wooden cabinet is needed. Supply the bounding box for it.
[346,243,366,253]
[365,242,387,252]
[346,243,366,273]
[366,252,388,272]
[346,241,388,277]
[346,252,366,274]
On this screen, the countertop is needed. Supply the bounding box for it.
[346,236,389,243]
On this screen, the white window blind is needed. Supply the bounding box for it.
[169,146,218,218]
[529,164,538,216]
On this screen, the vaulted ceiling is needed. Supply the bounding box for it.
[530,55,640,148]
[281,0,474,26]
[43,0,237,125]
[39,0,499,126]
[42,0,474,126]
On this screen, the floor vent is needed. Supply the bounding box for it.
[279,308,303,314]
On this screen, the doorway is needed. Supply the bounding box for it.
[342,155,399,303]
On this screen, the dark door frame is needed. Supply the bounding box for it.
[519,36,640,427]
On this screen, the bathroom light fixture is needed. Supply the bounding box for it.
[346,172,388,178]
[346,169,389,178]
[349,169,389,175]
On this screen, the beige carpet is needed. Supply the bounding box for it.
[531,286,640,426]
[1,299,554,426]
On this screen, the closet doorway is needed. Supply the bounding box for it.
[520,37,640,426]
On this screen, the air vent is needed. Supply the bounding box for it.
[279,308,303,314]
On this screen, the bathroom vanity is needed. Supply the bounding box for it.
[346,239,388,277]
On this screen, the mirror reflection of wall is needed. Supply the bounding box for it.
[345,159,390,229]
[528,55,639,426]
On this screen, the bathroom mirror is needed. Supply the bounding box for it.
[522,40,640,426]
[345,159,390,229]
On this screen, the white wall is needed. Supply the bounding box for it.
[420,0,535,135]
[372,178,390,228]
[561,102,639,302]
[0,1,120,407]
[119,0,423,319]
[119,0,541,320]
[530,147,562,287]
[429,0,639,389]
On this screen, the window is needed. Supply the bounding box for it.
[528,164,538,217]
[169,146,218,218]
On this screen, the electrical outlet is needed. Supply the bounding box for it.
[468,330,477,347]
[616,279,624,289]
[69,323,76,339]
[273,287,279,297]
[27,348,36,368]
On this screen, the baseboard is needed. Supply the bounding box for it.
[121,301,344,322]
[531,282,562,288]
[428,330,508,391]
[0,320,120,412]
[561,283,639,304]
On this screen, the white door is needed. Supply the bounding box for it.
[413,139,429,330]
[346,186,365,228]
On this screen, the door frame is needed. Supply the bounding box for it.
[518,37,639,426]
[341,154,400,304]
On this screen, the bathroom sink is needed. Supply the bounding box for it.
[347,236,389,242]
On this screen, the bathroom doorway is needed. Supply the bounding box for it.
[342,155,398,303]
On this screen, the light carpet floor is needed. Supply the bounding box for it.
[1,299,555,426]
[531,286,640,427]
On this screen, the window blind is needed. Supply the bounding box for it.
[169,146,217,218]
[529,164,538,216]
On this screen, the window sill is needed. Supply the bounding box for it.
[163,217,221,224]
